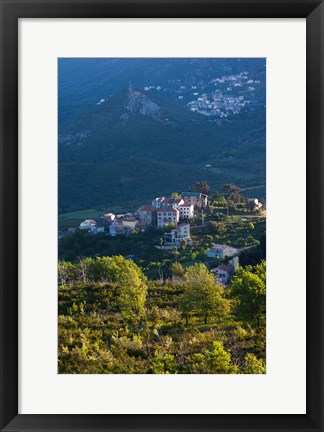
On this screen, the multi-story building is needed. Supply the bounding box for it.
[164,223,192,245]
[178,204,194,219]
[152,197,165,208]
[152,197,184,208]
[157,207,179,228]
[181,192,208,208]
[138,206,157,227]
[211,257,239,284]
[211,265,231,284]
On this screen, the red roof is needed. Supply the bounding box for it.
[179,204,193,207]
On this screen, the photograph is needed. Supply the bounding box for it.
[57,57,266,374]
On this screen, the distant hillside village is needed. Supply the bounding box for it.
[61,190,263,286]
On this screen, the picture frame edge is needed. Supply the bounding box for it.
[0,1,323,431]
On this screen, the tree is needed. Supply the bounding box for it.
[150,354,178,374]
[212,192,227,205]
[117,263,147,318]
[206,341,238,374]
[163,222,176,230]
[245,235,260,246]
[102,256,147,318]
[209,221,226,235]
[242,353,266,374]
[180,263,230,324]
[171,246,179,261]
[223,184,242,204]
[76,256,148,318]
[223,183,241,197]
[170,262,185,278]
[194,181,210,195]
[171,192,181,199]
[230,261,266,328]
[58,261,76,286]
[76,257,94,282]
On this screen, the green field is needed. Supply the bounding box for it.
[58,209,103,229]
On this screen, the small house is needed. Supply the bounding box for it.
[207,244,238,259]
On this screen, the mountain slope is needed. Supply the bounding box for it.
[59,88,264,163]
[58,87,265,213]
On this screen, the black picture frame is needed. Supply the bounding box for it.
[1,1,323,431]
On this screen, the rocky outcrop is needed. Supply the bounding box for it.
[126,88,160,116]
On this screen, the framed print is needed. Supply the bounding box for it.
[0,0,323,431]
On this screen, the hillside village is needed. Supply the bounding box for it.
[59,187,264,286]
[58,185,266,375]
[58,59,266,375]
[143,70,264,118]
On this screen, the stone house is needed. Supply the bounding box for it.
[138,206,158,227]
[207,244,238,259]
[182,192,208,208]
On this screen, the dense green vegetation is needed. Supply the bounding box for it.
[59,215,265,274]
[58,183,266,274]
[58,57,267,374]
[58,185,266,374]
[58,257,266,374]
[59,86,265,213]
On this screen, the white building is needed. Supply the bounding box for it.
[211,265,231,284]
[211,257,239,284]
[178,204,194,219]
[152,197,165,208]
[207,244,238,259]
[152,197,184,209]
[248,198,263,209]
[104,213,115,222]
[164,223,192,245]
[79,219,96,230]
[79,219,104,234]
[157,207,179,228]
